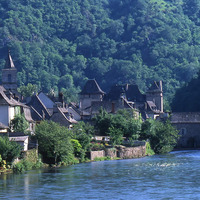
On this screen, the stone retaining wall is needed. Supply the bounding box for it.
[90,150,105,160]
[105,148,117,158]
[90,144,146,160]
[116,145,146,159]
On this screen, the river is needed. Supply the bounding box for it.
[0,150,200,200]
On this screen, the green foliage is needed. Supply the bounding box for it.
[35,120,74,164]
[12,159,39,173]
[171,72,200,111]
[0,136,21,163]
[140,119,179,154]
[1,0,200,105]
[90,142,105,151]
[93,156,111,162]
[94,109,142,145]
[71,121,93,152]
[10,114,29,133]
[17,83,37,98]
[145,142,155,156]
[0,155,2,163]
[107,126,123,146]
[71,139,84,161]
[13,162,25,173]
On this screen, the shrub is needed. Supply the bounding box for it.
[90,143,105,151]
[145,142,155,156]
[0,136,21,163]
[35,121,74,164]
[94,156,111,161]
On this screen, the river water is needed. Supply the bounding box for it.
[0,150,200,200]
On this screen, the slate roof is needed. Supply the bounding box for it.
[0,87,26,107]
[146,101,160,113]
[4,50,15,69]
[50,106,77,127]
[23,107,34,122]
[104,85,125,100]
[148,81,162,91]
[0,122,9,129]
[27,95,51,120]
[58,107,77,124]
[125,84,146,102]
[80,79,105,95]
[105,84,145,102]
[30,106,43,121]
[9,136,29,142]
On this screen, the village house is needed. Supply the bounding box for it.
[0,51,36,151]
[26,91,78,128]
[171,112,200,149]
[79,79,164,120]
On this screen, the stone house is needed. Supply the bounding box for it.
[27,92,78,128]
[79,79,163,120]
[171,112,200,148]
[0,85,35,133]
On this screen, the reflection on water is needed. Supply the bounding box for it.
[1,151,200,200]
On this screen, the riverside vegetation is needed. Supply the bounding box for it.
[0,109,179,173]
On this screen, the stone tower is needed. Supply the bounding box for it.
[79,79,105,110]
[146,81,163,113]
[2,51,17,93]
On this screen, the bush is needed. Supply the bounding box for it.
[145,142,155,156]
[13,162,25,173]
[35,121,74,164]
[94,156,111,161]
[0,136,21,163]
[140,119,179,154]
[90,143,105,151]
[13,158,44,173]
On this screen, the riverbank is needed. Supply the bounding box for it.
[2,151,199,200]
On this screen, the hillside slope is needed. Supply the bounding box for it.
[0,0,199,104]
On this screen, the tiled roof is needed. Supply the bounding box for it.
[80,79,105,95]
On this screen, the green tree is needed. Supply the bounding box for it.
[10,114,29,133]
[140,119,179,154]
[0,136,21,163]
[71,121,93,154]
[17,83,37,98]
[107,126,123,146]
[35,121,74,164]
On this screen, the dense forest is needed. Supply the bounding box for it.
[171,71,200,111]
[0,0,200,106]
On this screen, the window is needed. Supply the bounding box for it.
[8,74,11,82]
[179,128,187,136]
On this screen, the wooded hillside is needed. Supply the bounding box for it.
[0,0,199,106]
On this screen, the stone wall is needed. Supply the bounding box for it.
[173,123,200,148]
[105,148,117,158]
[90,144,146,160]
[116,145,146,159]
[90,150,105,160]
